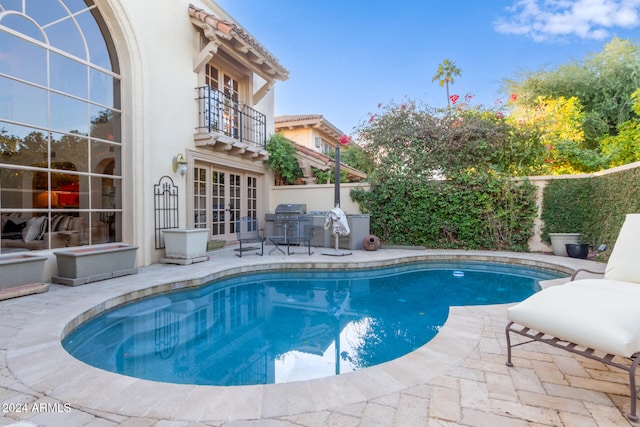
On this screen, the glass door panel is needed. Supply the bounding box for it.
[247,176,258,220]
[211,170,225,236]
[228,173,241,234]
[192,165,261,241]
[193,167,207,229]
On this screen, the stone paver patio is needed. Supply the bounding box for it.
[0,247,637,426]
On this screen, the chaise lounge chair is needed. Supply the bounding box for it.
[505,213,640,421]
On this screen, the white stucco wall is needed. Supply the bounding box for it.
[255,75,276,138]
[269,183,370,214]
[98,0,279,266]
[278,128,315,149]
[100,0,200,265]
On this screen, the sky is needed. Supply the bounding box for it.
[215,0,640,136]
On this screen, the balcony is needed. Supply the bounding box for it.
[194,86,269,161]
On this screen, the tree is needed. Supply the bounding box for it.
[358,100,544,180]
[357,101,444,181]
[600,89,640,166]
[503,38,640,147]
[509,95,607,173]
[340,143,374,175]
[432,59,462,113]
[0,127,23,157]
[264,134,302,185]
[353,100,538,250]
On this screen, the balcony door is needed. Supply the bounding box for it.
[193,165,259,241]
[205,64,241,139]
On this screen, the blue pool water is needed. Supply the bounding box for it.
[63,261,562,386]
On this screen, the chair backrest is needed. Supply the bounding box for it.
[301,219,314,239]
[289,217,314,241]
[236,216,260,240]
[604,213,640,283]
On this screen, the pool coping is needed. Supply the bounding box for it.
[6,249,604,423]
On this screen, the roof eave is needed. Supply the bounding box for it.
[275,115,344,141]
[189,5,289,82]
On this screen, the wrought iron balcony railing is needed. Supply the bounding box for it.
[196,86,267,150]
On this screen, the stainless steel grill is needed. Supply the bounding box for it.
[271,203,306,216]
[265,204,308,241]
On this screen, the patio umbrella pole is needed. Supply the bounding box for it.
[334,145,340,209]
[333,146,342,253]
[322,145,352,256]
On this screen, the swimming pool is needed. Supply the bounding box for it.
[63,261,561,386]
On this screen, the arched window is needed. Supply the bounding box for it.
[0,0,122,251]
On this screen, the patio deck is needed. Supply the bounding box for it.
[0,246,636,426]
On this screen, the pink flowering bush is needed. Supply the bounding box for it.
[351,100,539,250]
[359,100,545,178]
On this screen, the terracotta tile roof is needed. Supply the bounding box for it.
[275,114,324,124]
[188,5,233,34]
[189,5,288,81]
[294,142,367,181]
[294,142,332,165]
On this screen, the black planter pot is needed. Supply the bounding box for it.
[565,243,589,259]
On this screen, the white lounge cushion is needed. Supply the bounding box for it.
[604,213,640,284]
[507,279,640,357]
[569,278,640,296]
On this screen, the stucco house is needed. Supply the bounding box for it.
[0,1,288,276]
[275,115,367,184]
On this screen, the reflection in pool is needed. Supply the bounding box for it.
[63,262,562,386]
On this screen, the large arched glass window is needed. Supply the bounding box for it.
[0,0,122,251]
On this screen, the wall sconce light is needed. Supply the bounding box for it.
[173,153,188,177]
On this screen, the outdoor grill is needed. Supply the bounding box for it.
[264,204,371,250]
[271,203,307,218]
[265,204,308,241]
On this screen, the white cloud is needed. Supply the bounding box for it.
[494,0,640,41]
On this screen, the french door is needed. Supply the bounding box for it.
[193,165,260,241]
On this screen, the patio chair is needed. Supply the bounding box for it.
[235,216,265,257]
[286,218,315,255]
[505,213,640,421]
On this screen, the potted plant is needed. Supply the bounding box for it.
[161,228,209,265]
[541,180,590,257]
[565,242,589,259]
[548,233,581,256]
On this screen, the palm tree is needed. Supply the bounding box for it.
[432,59,462,113]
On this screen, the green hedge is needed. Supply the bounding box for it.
[541,167,640,256]
[351,166,640,255]
[540,179,594,240]
[351,174,537,252]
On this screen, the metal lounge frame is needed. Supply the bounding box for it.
[505,321,639,421]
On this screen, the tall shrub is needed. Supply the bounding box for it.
[352,172,536,251]
[353,100,538,251]
[541,179,593,240]
[264,134,302,185]
[590,168,640,250]
[540,167,640,256]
